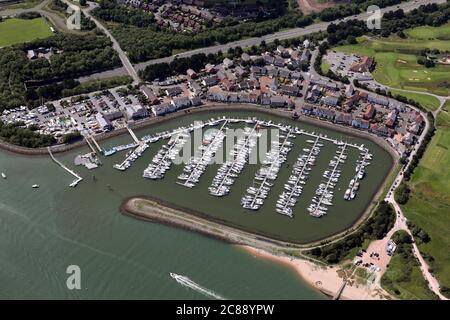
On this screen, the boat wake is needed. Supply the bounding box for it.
[170,273,226,300]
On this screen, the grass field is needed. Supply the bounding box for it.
[333,24,450,97]
[321,59,330,74]
[382,239,438,300]
[401,127,450,295]
[0,18,53,47]
[389,89,441,112]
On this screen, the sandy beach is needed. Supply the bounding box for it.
[239,245,392,300]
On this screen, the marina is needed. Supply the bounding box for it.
[177,120,228,188]
[208,121,262,197]
[0,109,393,250]
[241,128,294,211]
[101,115,375,220]
[276,137,322,218]
[143,133,188,179]
[308,142,348,218]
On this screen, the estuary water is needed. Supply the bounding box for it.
[0,110,392,299]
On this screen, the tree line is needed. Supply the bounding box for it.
[0,33,122,111]
[307,201,396,264]
[0,121,56,148]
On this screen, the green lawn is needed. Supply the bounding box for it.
[405,23,450,41]
[382,246,437,300]
[321,59,330,74]
[333,23,450,97]
[389,89,441,112]
[0,18,53,47]
[401,127,450,296]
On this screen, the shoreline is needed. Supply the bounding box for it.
[1,104,398,243]
[120,196,391,300]
[238,245,391,300]
[0,104,399,160]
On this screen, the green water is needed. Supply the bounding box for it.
[0,110,392,299]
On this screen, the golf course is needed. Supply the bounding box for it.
[0,17,53,47]
[333,23,450,100]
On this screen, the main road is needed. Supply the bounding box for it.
[73,0,446,82]
[133,0,447,71]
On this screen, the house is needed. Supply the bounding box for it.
[350,56,374,73]
[241,52,251,62]
[352,118,370,130]
[202,75,219,87]
[334,112,353,125]
[95,113,112,131]
[103,110,123,122]
[207,90,228,102]
[152,103,176,116]
[276,45,285,56]
[228,93,239,103]
[322,96,339,107]
[234,66,245,78]
[221,78,236,91]
[204,63,217,73]
[345,84,354,98]
[368,94,389,106]
[250,66,264,75]
[280,85,300,97]
[301,104,314,115]
[165,86,183,97]
[278,69,291,79]
[188,80,203,96]
[263,54,275,65]
[385,110,398,128]
[270,96,286,108]
[300,49,311,63]
[273,56,285,67]
[403,132,415,146]
[223,57,234,69]
[370,123,391,137]
[266,66,278,78]
[363,104,376,120]
[291,72,302,80]
[141,86,159,104]
[186,69,197,79]
[316,107,335,121]
[303,39,310,49]
[125,105,148,120]
[260,95,271,105]
[190,96,202,106]
[171,97,192,110]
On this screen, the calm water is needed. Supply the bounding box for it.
[0,110,392,299]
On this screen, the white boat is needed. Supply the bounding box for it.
[1,172,6,179]
[32,184,40,189]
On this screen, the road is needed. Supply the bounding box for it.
[67,0,447,79]
[307,40,449,299]
[133,0,447,72]
[0,0,81,33]
[381,104,448,299]
[78,1,141,84]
